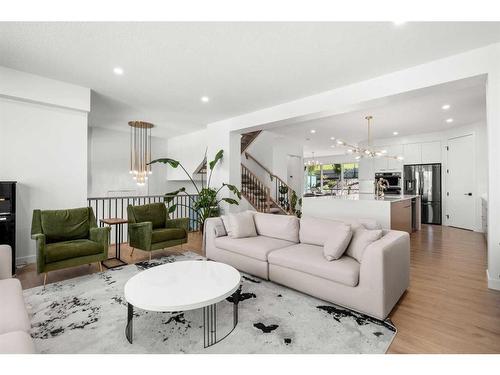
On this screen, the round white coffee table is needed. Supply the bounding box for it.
[124,260,241,347]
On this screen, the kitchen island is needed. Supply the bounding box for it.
[302,193,421,233]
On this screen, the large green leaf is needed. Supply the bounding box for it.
[163,187,186,204]
[209,150,224,170]
[167,204,177,214]
[221,197,239,205]
[149,158,180,168]
[223,183,241,199]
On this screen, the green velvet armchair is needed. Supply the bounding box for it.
[127,203,189,260]
[31,207,110,285]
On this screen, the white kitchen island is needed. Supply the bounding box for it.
[302,194,421,233]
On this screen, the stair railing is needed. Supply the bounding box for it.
[243,152,295,214]
[241,164,271,213]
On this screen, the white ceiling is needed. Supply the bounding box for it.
[0,22,498,138]
[271,76,487,156]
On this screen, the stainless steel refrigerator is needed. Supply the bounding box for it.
[403,164,442,225]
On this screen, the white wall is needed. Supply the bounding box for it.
[166,129,207,181]
[0,67,90,264]
[206,43,500,290]
[87,127,168,197]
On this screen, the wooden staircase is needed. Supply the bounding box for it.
[241,164,284,214]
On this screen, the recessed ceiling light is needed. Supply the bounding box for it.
[381,150,387,154]
[113,67,124,75]
[393,131,399,136]
[442,104,451,110]
[337,140,344,145]
[330,145,336,148]
[393,21,407,26]
[310,129,316,134]
[201,96,210,103]
[330,136,335,140]
[446,118,454,123]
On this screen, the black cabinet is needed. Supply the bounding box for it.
[0,182,16,275]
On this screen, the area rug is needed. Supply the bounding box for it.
[23,252,396,354]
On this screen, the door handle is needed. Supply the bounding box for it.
[464,193,472,196]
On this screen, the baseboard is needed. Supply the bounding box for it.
[16,254,36,267]
[487,270,500,290]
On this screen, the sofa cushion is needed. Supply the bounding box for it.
[268,243,360,287]
[228,211,257,238]
[0,331,36,354]
[215,235,294,261]
[151,228,186,243]
[0,279,31,335]
[300,216,381,246]
[45,239,102,263]
[323,224,352,261]
[132,203,166,229]
[41,207,90,243]
[346,227,383,262]
[253,212,299,243]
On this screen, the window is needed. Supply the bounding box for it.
[304,162,359,193]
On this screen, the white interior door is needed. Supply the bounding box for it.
[446,134,474,230]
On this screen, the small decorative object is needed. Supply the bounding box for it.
[128,121,154,186]
[149,150,240,233]
[375,177,389,198]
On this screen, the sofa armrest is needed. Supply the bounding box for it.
[0,245,12,279]
[90,227,110,257]
[203,217,225,258]
[128,222,153,250]
[166,217,189,232]
[31,233,46,274]
[359,230,410,317]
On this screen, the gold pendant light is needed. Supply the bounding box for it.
[128,121,154,186]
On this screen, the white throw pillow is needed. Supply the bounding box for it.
[213,220,227,237]
[323,224,352,261]
[227,211,257,238]
[346,227,383,262]
[221,215,233,237]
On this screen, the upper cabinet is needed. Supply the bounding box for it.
[403,143,421,165]
[374,144,403,171]
[402,141,442,165]
[421,141,442,164]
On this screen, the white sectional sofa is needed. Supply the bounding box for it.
[0,245,36,354]
[205,212,410,320]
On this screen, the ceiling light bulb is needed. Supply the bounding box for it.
[113,67,124,75]
[330,145,336,148]
[446,118,454,123]
[442,104,451,110]
[310,129,316,134]
[355,156,361,160]
[337,140,344,145]
[364,150,371,155]
[381,150,387,154]
[201,96,210,103]
[393,131,399,136]
[330,137,335,140]
[397,156,404,160]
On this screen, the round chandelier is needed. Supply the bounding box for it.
[128,121,154,186]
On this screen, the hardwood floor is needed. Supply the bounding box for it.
[16,225,500,353]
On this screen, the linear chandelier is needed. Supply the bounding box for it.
[336,116,404,161]
[129,121,154,186]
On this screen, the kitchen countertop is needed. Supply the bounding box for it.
[302,193,420,202]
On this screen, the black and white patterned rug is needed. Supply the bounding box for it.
[23,252,396,353]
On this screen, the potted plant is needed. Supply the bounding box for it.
[149,150,240,233]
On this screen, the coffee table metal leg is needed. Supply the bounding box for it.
[203,288,240,348]
[126,303,133,344]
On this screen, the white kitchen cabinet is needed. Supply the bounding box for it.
[403,143,421,165]
[374,157,388,171]
[387,145,403,170]
[421,141,442,164]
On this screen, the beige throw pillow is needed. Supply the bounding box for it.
[227,211,257,238]
[323,224,352,261]
[346,227,383,262]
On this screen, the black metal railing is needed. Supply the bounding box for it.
[87,194,200,244]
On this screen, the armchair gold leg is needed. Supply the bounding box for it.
[149,252,152,261]
[98,262,103,272]
[43,273,47,286]
[130,247,135,257]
